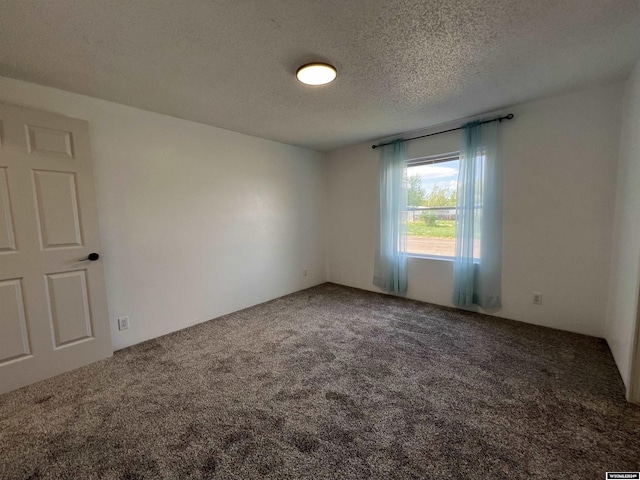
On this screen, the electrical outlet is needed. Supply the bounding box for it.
[532,292,542,305]
[117,316,130,330]
[303,268,307,277]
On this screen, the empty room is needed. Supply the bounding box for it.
[1,1,640,478]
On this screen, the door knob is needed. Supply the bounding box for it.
[80,253,100,261]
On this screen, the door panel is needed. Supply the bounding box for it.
[0,278,30,363]
[46,270,93,347]
[26,125,74,158]
[0,103,112,395]
[32,170,83,249]
[0,167,16,252]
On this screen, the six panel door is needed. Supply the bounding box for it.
[0,102,112,395]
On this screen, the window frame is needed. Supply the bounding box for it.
[405,151,460,261]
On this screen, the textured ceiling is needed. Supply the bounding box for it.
[0,1,638,152]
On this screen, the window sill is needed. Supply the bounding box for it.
[407,253,454,262]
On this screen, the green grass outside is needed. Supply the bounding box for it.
[407,220,456,238]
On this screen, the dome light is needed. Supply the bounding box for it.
[296,63,337,86]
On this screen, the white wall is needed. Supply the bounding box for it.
[0,76,327,351]
[326,82,623,338]
[0,73,630,362]
[606,60,640,390]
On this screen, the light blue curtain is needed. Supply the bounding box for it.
[373,139,408,294]
[452,120,502,309]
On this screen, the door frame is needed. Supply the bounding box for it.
[627,263,640,405]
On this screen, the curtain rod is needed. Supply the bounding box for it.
[371,113,514,150]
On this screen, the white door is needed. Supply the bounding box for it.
[0,102,112,395]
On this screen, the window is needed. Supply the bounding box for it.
[406,152,460,257]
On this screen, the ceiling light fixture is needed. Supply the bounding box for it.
[296,63,337,86]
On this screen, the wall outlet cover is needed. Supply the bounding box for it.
[532,292,542,305]
[117,316,130,330]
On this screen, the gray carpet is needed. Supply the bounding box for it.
[1,283,639,479]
